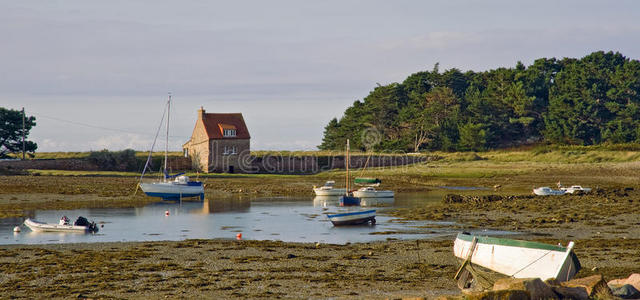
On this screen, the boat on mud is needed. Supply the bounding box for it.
[24,216,99,233]
[560,185,592,194]
[453,232,580,286]
[326,209,376,226]
[532,186,566,196]
[313,181,346,196]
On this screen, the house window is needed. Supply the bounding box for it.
[223,146,237,155]
[223,129,236,137]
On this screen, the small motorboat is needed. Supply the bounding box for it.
[352,186,394,198]
[326,209,376,226]
[560,185,592,194]
[24,216,99,233]
[453,232,580,283]
[533,186,566,196]
[313,180,347,196]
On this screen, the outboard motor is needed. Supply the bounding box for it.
[74,216,90,226]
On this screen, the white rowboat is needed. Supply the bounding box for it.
[533,186,566,196]
[453,232,580,282]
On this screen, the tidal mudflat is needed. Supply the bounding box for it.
[2,156,640,298]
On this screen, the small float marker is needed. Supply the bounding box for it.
[236,233,242,240]
[13,226,20,233]
[165,210,170,216]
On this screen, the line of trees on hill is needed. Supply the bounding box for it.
[319,51,640,152]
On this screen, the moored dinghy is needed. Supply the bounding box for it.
[24,217,99,233]
[453,232,580,283]
[326,209,376,226]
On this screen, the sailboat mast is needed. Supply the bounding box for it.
[346,139,350,193]
[164,93,171,179]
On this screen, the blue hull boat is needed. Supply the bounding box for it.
[339,195,361,206]
[327,209,376,226]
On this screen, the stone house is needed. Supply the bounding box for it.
[182,107,250,173]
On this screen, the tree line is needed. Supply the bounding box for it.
[319,51,640,152]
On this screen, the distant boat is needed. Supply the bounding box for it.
[354,177,381,186]
[139,94,204,201]
[313,180,347,196]
[560,185,592,194]
[339,139,361,206]
[326,209,376,226]
[24,217,98,233]
[353,186,394,198]
[453,232,580,283]
[533,186,566,196]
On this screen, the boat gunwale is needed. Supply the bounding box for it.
[326,209,376,218]
[456,232,568,252]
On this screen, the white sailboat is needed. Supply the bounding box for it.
[139,94,204,201]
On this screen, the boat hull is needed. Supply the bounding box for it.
[313,188,347,196]
[327,209,376,226]
[533,187,566,196]
[453,233,580,282]
[561,186,592,194]
[140,182,204,200]
[24,218,91,233]
[339,195,361,206]
[352,190,394,198]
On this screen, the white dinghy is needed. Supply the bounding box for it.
[24,217,98,233]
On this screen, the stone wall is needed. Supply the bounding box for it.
[0,157,193,172]
[0,154,429,174]
[243,154,429,174]
[209,139,251,173]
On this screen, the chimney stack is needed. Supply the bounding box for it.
[198,106,205,120]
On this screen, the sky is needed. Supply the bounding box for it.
[1,0,639,152]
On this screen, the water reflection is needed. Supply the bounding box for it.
[360,197,394,207]
[313,196,339,207]
[0,191,515,245]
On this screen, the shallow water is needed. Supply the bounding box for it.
[0,191,511,245]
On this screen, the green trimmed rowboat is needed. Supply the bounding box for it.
[453,232,580,282]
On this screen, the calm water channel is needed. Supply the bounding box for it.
[0,190,508,245]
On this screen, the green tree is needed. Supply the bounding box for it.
[458,122,486,151]
[0,107,37,158]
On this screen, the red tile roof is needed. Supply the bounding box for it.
[202,113,250,139]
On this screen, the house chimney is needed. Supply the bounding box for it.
[198,106,205,120]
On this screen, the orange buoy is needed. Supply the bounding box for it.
[236,233,242,240]
[165,210,170,216]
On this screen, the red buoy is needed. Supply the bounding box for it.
[165,210,170,216]
[236,233,242,240]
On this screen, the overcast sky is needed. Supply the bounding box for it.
[1,1,639,152]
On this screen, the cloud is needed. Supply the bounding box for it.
[88,134,154,151]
